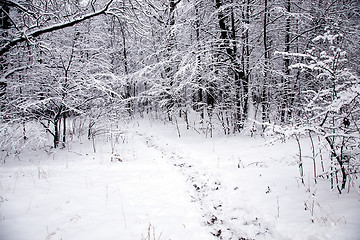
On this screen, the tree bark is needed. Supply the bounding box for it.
[262,0,269,127]
[281,0,291,123]
[240,0,250,129]
[194,2,203,114]
[54,119,60,148]
[62,114,66,145]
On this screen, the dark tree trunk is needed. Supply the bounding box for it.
[325,136,347,192]
[162,0,180,119]
[215,0,247,131]
[281,0,291,123]
[0,4,11,29]
[53,105,63,148]
[119,22,132,115]
[262,0,270,127]
[62,114,66,145]
[231,2,242,130]
[242,0,251,128]
[194,2,203,117]
[54,119,60,148]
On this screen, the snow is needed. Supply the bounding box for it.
[0,132,211,240]
[1,118,359,240]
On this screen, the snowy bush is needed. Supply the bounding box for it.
[0,120,48,161]
[276,29,360,193]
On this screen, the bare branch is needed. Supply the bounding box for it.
[0,0,114,56]
[0,0,37,17]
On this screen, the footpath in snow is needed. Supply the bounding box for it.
[0,118,360,240]
[132,118,360,240]
[0,129,211,240]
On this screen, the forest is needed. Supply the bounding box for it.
[0,0,360,239]
[1,0,359,192]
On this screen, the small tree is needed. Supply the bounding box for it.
[289,29,360,193]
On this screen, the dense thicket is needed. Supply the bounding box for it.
[1,0,359,192]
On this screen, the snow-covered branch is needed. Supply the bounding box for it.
[0,0,114,55]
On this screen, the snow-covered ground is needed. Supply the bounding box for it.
[0,118,359,240]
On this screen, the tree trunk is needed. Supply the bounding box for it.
[262,0,270,127]
[325,136,347,192]
[0,4,11,29]
[165,0,178,77]
[54,119,60,148]
[162,0,180,119]
[62,113,66,145]
[215,0,247,131]
[119,22,132,115]
[239,0,251,130]
[281,0,291,123]
[215,0,230,55]
[194,1,203,116]
[0,81,6,111]
[231,1,242,130]
[52,104,63,148]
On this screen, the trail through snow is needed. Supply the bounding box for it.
[136,131,272,239]
[0,130,211,240]
[0,118,359,240]
[131,119,360,240]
